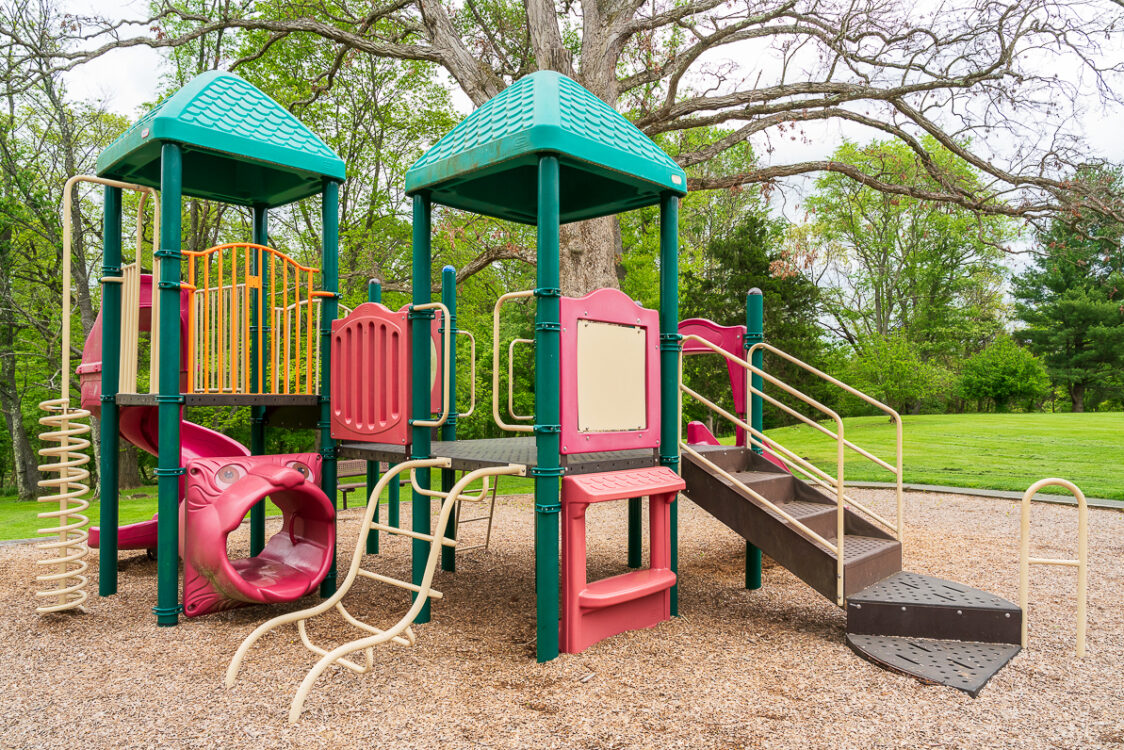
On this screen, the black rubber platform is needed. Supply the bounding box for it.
[847,571,1022,644]
[117,393,320,407]
[846,634,1020,697]
[339,437,658,475]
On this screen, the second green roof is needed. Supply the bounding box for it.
[405,72,687,224]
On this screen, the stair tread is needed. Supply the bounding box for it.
[846,633,1020,697]
[839,535,900,563]
[848,571,1020,611]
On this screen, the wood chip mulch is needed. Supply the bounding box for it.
[1,489,1122,749]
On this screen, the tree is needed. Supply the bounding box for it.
[845,332,952,415]
[11,0,1124,294]
[796,137,1010,362]
[1014,172,1124,411]
[958,337,1049,412]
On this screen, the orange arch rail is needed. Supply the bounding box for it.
[183,243,325,396]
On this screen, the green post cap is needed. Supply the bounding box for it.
[96,71,345,208]
[405,71,687,224]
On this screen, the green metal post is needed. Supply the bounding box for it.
[388,463,400,528]
[658,193,680,617]
[249,206,268,556]
[440,265,458,573]
[410,194,433,624]
[366,278,383,555]
[627,498,642,568]
[98,186,122,596]
[745,288,764,590]
[318,181,340,597]
[534,155,562,663]
[154,143,183,626]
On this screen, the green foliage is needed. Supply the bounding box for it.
[1014,166,1124,412]
[845,333,953,415]
[958,337,1049,412]
[802,137,1011,363]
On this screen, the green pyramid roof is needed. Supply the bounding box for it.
[96,71,345,208]
[405,71,686,224]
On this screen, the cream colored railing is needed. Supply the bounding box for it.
[1019,477,1088,657]
[679,335,903,606]
[492,290,535,433]
[225,459,527,722]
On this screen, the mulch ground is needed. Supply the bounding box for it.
[1,489,1121,749]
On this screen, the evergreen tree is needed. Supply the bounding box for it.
[1014,167,1124,412]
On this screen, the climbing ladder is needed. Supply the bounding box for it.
[678,333,1023,696]
[225,459,526,722]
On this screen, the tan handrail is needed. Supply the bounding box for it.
[455,329,477,419]
[1020,477,1088,657]
[492,290,535,433]
[679,333,846,606]
[411,301,453,428]
[225,459,527,722]
[508,338,534,421]
[748,342,903,541]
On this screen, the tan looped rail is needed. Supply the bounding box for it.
[1019,477,1089,657]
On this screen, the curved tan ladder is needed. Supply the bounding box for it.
[225,459,527,722]
[1019,477,1088,657]
[36,176,159,614]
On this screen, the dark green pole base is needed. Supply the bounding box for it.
[153,604,182,626]
[746,542,762,590]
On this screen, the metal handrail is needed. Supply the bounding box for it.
[456,330,477,419]
[491,290,535,433]
[679,333,847,606]
[508,338,534,421]
[748,342,903,540]
[410,301,452,428]
[1020,478,1088,657]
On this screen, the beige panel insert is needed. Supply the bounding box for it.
[576,319,647,432]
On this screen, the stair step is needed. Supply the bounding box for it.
[772,499,837,538]
[728,470,795,502]
[847,571,1022,644]
[846,634,1020,697]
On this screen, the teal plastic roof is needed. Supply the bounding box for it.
[405,71,687,224]
[96,71,345,208]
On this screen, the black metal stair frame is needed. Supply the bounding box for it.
[680,444,1023,696]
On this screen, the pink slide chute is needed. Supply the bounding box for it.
[79,274,249,550]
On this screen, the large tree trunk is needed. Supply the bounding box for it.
[0,227,39,500]
[1071,383,1085,413]
[118,443,145,489]
[559,216,623,295]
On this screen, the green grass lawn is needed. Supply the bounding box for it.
[762,412,1124,500]
[6,413,1119,542]
[0,474,538,543]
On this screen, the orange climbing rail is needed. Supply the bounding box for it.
[183,242,331,396]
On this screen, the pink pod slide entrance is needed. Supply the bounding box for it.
[181,453,335,617]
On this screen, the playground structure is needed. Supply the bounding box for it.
[39,68,1093,721]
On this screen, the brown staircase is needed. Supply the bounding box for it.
[680,444,1022,696]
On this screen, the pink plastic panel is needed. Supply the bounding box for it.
[679,318,748,446]
[331,302,410,445]
[392,305,445,417]
[559,288,660,455]
[182,453,333,617]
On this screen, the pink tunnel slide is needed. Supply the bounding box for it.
[79,273,335,616]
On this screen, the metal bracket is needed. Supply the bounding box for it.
[534,500,563,512]
[157,281,181,290]
[152,603,184,617]
[658,455,681,468]
[743,332,763,349]
[531,466,565,478]
[534,287,561,298]
[155,394,185,405]
[407,307,436,320]
[154,248,183,260]
[535,322,561,332]
[154,467,186,477]
[534,423,561,434]
[100,394,117,404]
[319,444,338,459]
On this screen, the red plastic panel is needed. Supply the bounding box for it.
[559,288,661,455]
[679,317,748,446]
[331,302,410,444]
[560,468,678,653]
[182,453,333,617]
